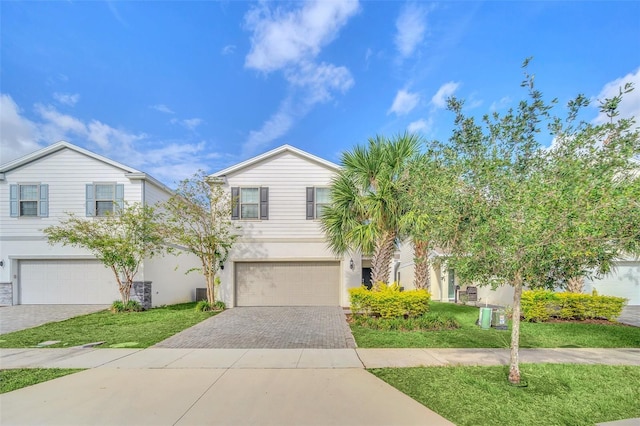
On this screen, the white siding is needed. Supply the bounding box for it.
[0,145,193,307]
[144,181,171,207]
[0,149,142,239]
[223,151,335,240]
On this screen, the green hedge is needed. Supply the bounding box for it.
[521,290,627,322]
[349,283,431,319]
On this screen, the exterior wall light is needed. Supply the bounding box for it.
[349,259,354,270]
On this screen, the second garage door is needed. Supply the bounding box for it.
[235,261,340,306]
[20,259,119,304]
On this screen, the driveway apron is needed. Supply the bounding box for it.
[617,305,640,327]
[0,305,108,334]
[154,306,356,349]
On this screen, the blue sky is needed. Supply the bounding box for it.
[1,1,639,186]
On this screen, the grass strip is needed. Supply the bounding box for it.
[351,302,640,348]
[370,364,640,426]
[1,368,83,393]
[0,302,217,349]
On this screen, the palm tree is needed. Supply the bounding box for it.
[321,133,421,286]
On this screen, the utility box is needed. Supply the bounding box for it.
[479,307,492,329]
[466,286,478,302]
[195,288,207,302]
[492,308,508,330]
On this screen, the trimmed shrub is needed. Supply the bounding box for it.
[349,283,431,319]
[521,290,627,322]
[111,300,143,313]
[195,300,226,312]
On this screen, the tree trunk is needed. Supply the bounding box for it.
[371,231,397,287]
[206,270,216,305]
[112,266,130,304]
[413,239,430,290]
[509,276,523,384]
[566,276,585,293]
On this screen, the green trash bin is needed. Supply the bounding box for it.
[479,307,492,329]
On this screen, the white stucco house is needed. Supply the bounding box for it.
[0,141,202,307]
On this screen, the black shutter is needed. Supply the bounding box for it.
[231,187,239,220]
[306,187,314,220]
[260,187,269,220]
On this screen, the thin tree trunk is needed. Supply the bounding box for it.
[509,276,523,384]
[413,239,430,290]
[371,231,396,287]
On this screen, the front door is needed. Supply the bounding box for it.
[448,269,456,300]
[362,267,372,289]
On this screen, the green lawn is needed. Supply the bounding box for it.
[371,364,640,426]
[351,302,640,348]
[0,369,83,393]
[0,302,217,349]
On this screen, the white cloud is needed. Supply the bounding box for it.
[170,118,204,131]
[150,104,174,114]
[286,61,354,104]
[0,94,42,163]
[241,1,359,155]
[592,67,640,125]
[490,96,512,112]
[0,94,212,184]
[395,3,428,59]
[388,89,420,116]
[432,81,460,109]
[407,118,432,134]
[243,100,295,157]
[244,0,359,73]
[182,118,204,131]
[222,45,236,55]
[53,92,80,107]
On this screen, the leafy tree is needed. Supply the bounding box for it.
[161,171,237,306]
[409,60,640,384]
[44,203,167,304]
[321,133,420,285]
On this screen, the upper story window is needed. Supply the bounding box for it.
[306,187,331,219]
[86,183,124,217]
[9,183,49,218]
[231,187,269,220]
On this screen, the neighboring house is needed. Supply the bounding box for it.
[0,141,202,307]
[585,258,640,305]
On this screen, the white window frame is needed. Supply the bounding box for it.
[314,187,331,219]
[18,183,41,217]
[92,183,118,217]
[239,187,260,220]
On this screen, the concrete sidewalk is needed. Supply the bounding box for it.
[2,347,639,426]
[2,347,639,369]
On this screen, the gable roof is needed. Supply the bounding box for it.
[0,141,172,193]
[210,144,341,178]
[0,141,141,174]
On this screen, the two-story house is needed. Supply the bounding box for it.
[0,141,202,307]
[211,145,361,307]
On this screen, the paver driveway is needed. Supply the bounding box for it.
[0,305,108,334]
[154,306,356,349]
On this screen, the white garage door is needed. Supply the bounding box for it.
[20,259,120,304]
[235,261,340,306]
[586,261,640,305]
